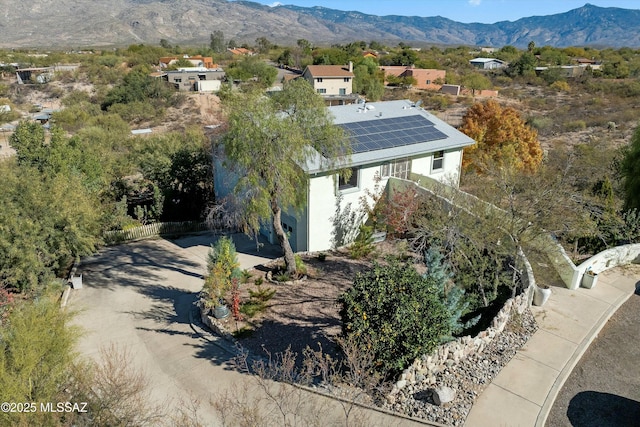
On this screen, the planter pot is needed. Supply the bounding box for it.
[581,272,598,289]
[212,304,230,319]
[372,230,387,243]
[533,285,551,306]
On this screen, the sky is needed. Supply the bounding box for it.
[244,0,640,24]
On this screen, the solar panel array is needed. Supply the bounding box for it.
[339,115,448,154]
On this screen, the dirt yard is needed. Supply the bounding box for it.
[224,248,374,361]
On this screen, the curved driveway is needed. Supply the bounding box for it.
[69,233,427,426]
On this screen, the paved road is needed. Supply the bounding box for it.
[69,233,429,427]
[546,283,640,427]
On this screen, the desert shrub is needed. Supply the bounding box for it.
[550,80,570,92]
[339,259,451,376]
[563,119,587,132]
[527,116,554,134]
[349,225,374,259]
[494,75,513,86]
[294,254,307,275]
[426,94,451,111]
[107,101,159,124]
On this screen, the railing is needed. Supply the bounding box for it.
[403,173,640,289]
[398,174,578,288]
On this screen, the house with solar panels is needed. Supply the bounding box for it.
[214,99,475,252]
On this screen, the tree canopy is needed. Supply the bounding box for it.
[620,122,640,211]
[460,100,543,173]
[221,79,350,274]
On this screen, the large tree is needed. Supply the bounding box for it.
[460,100,543,173]
[221,79,349,275]
[620,123,640,211]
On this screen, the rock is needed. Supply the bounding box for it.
[395,379,407,389]
[431,386,456,405]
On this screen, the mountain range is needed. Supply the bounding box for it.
[1,1,639,49]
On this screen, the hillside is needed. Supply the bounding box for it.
[0,1,639,49]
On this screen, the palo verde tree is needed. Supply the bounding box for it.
[460,99,543,173]
[221,79,350,275]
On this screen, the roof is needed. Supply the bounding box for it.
[227,47,254,56]
[304,100,476,174]
[304,65,354,78]
[470,58,505,63]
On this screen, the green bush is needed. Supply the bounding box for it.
[339,260,451,376]
[240,284,276,318]
[294,254,307,275]
[349,225,374,259]
[527,116,554,133]
[564,119,587,132]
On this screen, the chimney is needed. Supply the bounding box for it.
[348,61,353,73]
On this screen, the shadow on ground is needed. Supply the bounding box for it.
[81,240,204,292]
[567,391,640,427]
[168,232,283,260]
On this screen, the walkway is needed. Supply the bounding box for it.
[465,265,640,427]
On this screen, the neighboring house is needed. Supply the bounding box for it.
[163,69,225,91]
[15,67,53,84]
[379,65,446,91]
[480,47,496,53]
[301,64,359,105]
[534,65,599,78]
[214,99,476,253]
[227,47,254,56]
[470,58,507,70]
[159,55,218,69]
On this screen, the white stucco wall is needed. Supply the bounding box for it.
[306,166,388,252]
[411,149,463,185]
[215,148,466,253]
[306,77,352,95]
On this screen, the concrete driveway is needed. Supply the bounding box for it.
[69,233,282,423]
[68,232,427,426]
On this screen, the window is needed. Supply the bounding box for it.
[425,79,431,85]
[339,88,346,95]
[338,168,359,190]
[381,159,411,179]
[432,151,444,171]
[174,78,182,83]
[317,88,327,94]
[317,78,323,82]
[344,77,350,82]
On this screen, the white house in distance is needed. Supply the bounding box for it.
[469,58,507,70]
[214,99,475,253]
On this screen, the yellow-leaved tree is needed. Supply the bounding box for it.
[460,100,543,173]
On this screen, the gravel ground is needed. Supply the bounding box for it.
[546,286,640,427]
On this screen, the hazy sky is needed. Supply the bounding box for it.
[244,0,640,24]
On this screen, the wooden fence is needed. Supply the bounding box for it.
[104,221,209,244]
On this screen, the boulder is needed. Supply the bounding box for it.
[431,386,456,405]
